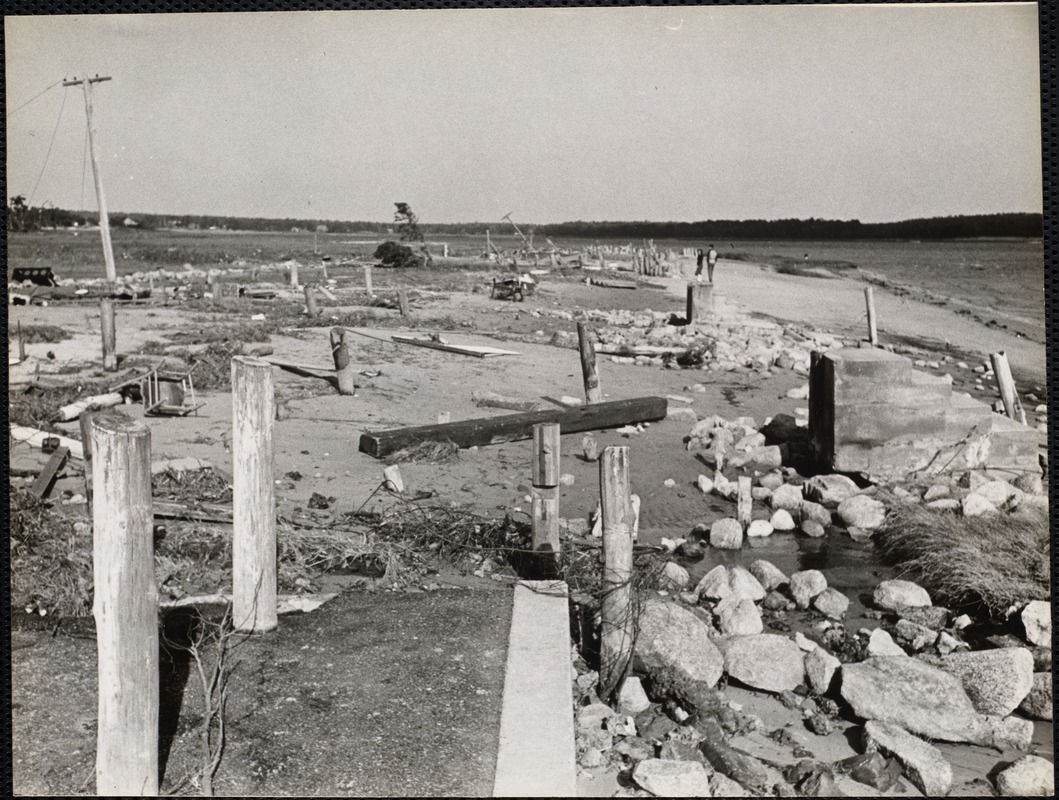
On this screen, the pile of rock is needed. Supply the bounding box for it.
[913,470,1048,516]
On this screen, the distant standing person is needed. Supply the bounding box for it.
[695,249,706,281]
[706,245,718,283]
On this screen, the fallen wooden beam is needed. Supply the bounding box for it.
[55,392,125,422]
[359,396,668,458]
[152,499,233,525]
[10,426,85,460]
[264,358,338,387]
[29,447,70,498]
[390,335,521,358]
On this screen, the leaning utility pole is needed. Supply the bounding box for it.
[63,75,116,283]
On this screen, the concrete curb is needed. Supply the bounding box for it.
[493,580,576,797]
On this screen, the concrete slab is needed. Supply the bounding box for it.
[493,580,577,798]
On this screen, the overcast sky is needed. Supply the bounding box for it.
[3,4,1043,224]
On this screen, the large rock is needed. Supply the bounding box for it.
[867,629,906,656]
[716,598,763,636]
[746,519,774,538]
[769,483,805,512]
[634,598,724,691]
[632,759,713,796]
[728,566,766,602]
[804,474,861,507]
[836,494,886,529]
[813,588,850,620]
[719,634,805,693]
[790,569,827,609]
[1021,601,1051,647]
[750,559,788,591]
[710,517,743,549]
[873,579,931,611]
[618,676,652,715]
[660,561,690,592]
[893,619,937,652]
[839,656,1018,746]
[695,565,731,601]
[1018,672,1053,720]
[962,493,998,517]
[769,509,796,531]
[938,648,1034,716]
[805,647,841,695]
[975,479,1019,507]
[800,501,832,526]
[995,755,1055,797]
[863,720,953,797]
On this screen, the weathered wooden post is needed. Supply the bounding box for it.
[864,287,878,346]
[289,261,299,288]
[990,351,1028,425]
[364,264,373,295]
[737,476,753,530]
[90,410,157,795]
[550,252,559,270]
[531,423,561,562]
[304,284,319,317]
[599,446,634,701]
[231,356,277,633]
[17,320,26,361]
[577,322,603,404]
[398,288,410,318]
[686,282,714,325]
[80,409,96,509]
[443,242,449,258]
[101,298,117,371]
[330,327,356,396]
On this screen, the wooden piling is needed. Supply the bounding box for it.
[289,261,299,288]
[864,287,878,346]
[231,357,277,633]
[80,410,96,509]
[990,351,1027,425]
[101,298,117,372]
[599,446,634,701]
[304,284,318,317]
[17,320,26,361]
[531,423,561,559]
[91,410,157,795]
[686,282,714,324]
[364,264,373,295]
[330,327,356,396]
[737,476,753,530]
[577,322,603,404]
[398,288,410,317]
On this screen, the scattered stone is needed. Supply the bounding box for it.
[1021,601,1051,647]
[710,517,744,549]
[614,736,653,762]
[759,471,785,491]
[560,473,576,487]
[995,755,1055,797]
[836,494,886,529]
[709,772,750,797]
[952,613,972,630]
[800,519,826,538]
[804,474,861,507]
[618,676,652,715]
[800,501,831,526]
[1014,472,1044,496]
[867,629,906,656]
[962,493,998,516]
[696,565,732,601]
[1018,672,1053,720]
[923,483,951,501]
[937,648,1034,716]
[770,509,796,531]
[974,479,1019,507]
[988,715,1034,751]
[834,751,902,792]
[898,605,949,630]
[657,738,700,762]
[763,590,789,611]
[660,562,691,593]
[729,566,766,602]
[718,634,806,693]
[847,526,874,542]
[606,714,638,737]
[750,559,788,591]
[746,519,774,538]
[873,579,931,611]
[697,718,770,792]
[806,713,834,736]
[863,719,953,797]
[696,474,714,494]
[936,631,959,655]
[813,588,850,620]
[794,632,818,652]
[893,619,937,651]
[632,758,713,796]
[805,647,841,695]
[578,702,617,731]
[770,484,805,512]
[717,598,764,636]
[789,570,827,609]
[634,599,725,692]
[750,486,773,501]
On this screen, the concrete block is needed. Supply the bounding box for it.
[826,347,915,381]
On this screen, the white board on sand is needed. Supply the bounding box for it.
[390,335,521,358]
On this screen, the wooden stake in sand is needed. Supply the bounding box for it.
[364,264,373,295]
[398,288,410,318]
[304,284,319,317]
[599,446,634,702]
[289,261,299,288]
[989,351,1028,425]
[330,327,356,396]
[90,410,157,795]
[864,287,878,346]
[231,356,277,633]
[531,423,561,559]
[101,298,117,372]
[737,476,753,530]
[576,322,603,404]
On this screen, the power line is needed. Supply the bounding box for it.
[28,87,69,206]
[6,79,63,116]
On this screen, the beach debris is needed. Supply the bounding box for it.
[28,446,70,499]
[390,334,521,358]
[10,425,85,460]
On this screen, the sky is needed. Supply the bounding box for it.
[3,4,1043,225]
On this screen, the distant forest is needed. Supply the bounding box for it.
[6,198,1042,241]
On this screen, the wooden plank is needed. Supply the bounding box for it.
[29,446,70,498]
[264,358,337,382]
[153,499,234,524]
[359,395,668,458]
[390,335,521,358]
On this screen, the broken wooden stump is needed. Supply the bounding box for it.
[531,423,561,562]
[359,396,668,458]
[737,476,753,530]
[101,298,117,372]
[304,284,319,317]
[398,288,410,317]
[864,287,879,346]
[364,264,373,295]
[577,322,603,404]
[330,327,356,396]
[990,351,1027,425]
[686,282,714,325]
[29,446,70,499]
[55,392,124,422]
[599,445,634,702]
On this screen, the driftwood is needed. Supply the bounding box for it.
[359,396,668,458]
[29,447,70,498]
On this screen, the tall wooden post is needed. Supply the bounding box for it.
[80,409,96,510]
[864,287,878,346]
[91,410,157,795]
[17,320,26,361]
[599,446,634,701]
[686,282,714,324]
[577,322,603,403]
[101,298,117,371]
[398,288,410,317]
[231,357,277,633]
[289,261,299,288]
[531,423,561,560]
[304,284,318,317]
[330,328,356,396]
[737,476,753,530]
[990,351,1027,425]
[364,264,373,295]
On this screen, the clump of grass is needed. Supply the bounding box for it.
[8,324,71,343]
[153,468,232,504]
[384,441,459,465]
[875,503,1050,619]
[8,381,108,429]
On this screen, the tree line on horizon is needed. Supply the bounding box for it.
[6,198,1041,241]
